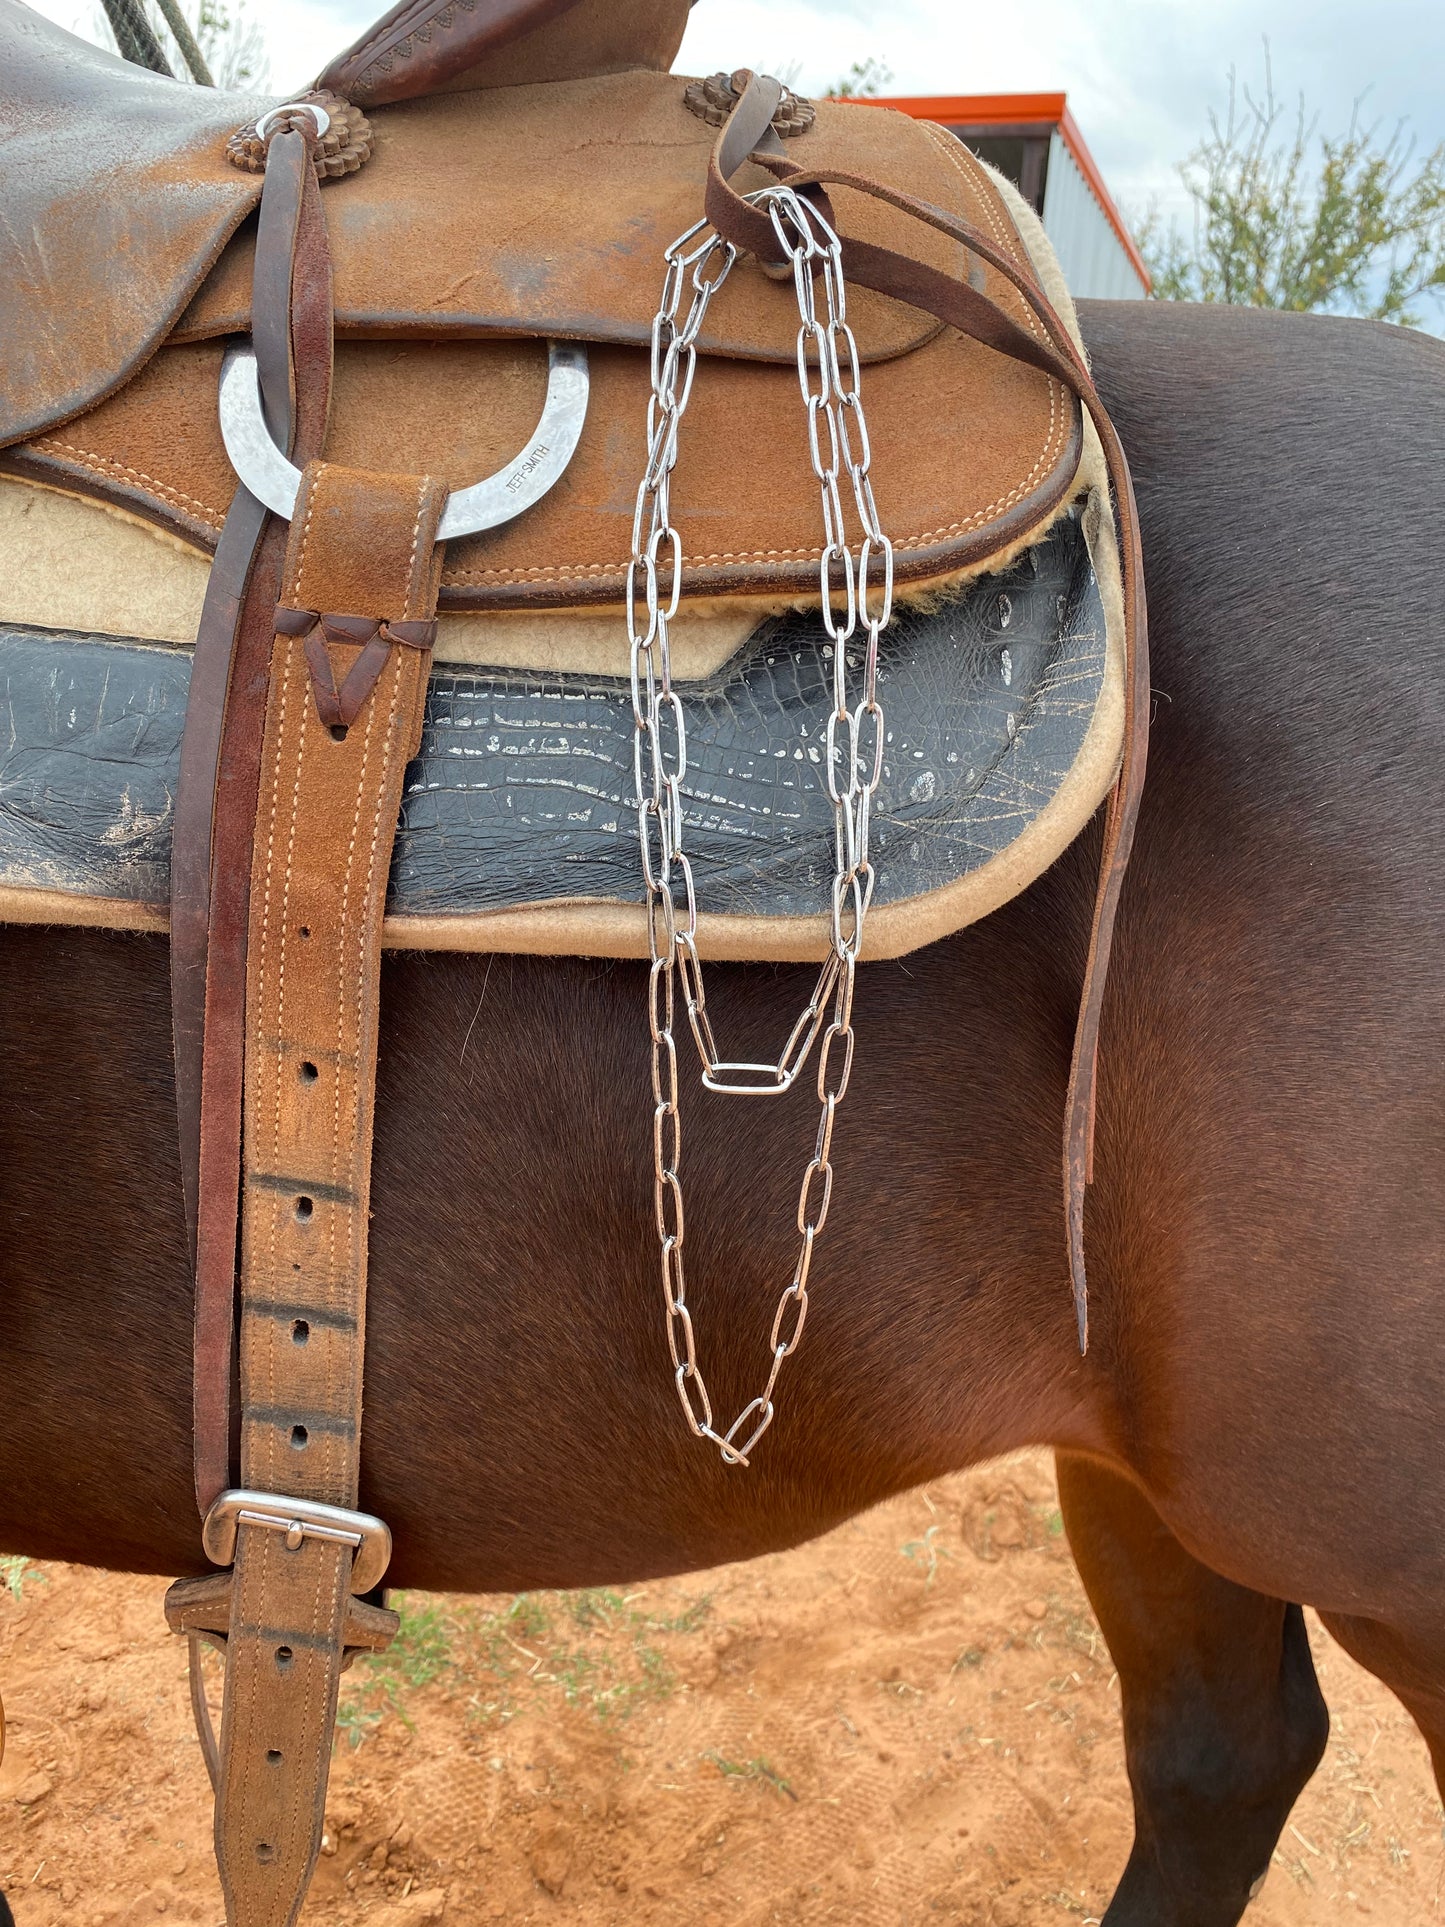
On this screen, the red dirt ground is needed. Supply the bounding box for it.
[2,1451,1440,1925]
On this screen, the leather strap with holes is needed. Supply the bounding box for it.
[211,460,446,1927]
[173,115,337,1517]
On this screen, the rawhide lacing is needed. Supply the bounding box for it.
[275,606,439,731]
[226,91,373,178]
[684,70,816,136]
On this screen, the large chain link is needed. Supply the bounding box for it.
[628,188,894,1467]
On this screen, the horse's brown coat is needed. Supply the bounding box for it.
[2,301,1444,1925]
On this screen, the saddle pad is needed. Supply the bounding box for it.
[0,513,1121,961]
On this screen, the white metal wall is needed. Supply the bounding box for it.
[1040,133,1147,300]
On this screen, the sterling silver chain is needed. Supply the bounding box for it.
[628,187,894,1467]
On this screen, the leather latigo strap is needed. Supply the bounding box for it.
[704,75,1149,1344]
[212,462,446,1926]
[173,118,337,1516]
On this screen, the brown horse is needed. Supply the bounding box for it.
[2,296,1443,1925]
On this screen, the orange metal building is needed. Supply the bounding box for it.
[849,92,1150,300]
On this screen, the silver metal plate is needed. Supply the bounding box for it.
[218,339,590,540]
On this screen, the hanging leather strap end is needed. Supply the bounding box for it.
[195,1492,398,1926]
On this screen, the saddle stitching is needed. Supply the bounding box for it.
[230,1530,267,1897]
[30,393,1068,585]
[272,702,309,1474]
[295,463,326,588]
[405,476,427,608]
[438,400,1069,588]
[923,126,1038,327]
[257,620,316,1500]
[332,651,384,1300]
[296,1551,331,1877]
[30,438,227,528]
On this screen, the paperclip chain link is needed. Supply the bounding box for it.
[629,188,894,1467]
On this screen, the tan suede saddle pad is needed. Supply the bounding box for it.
[0,0,1123,962]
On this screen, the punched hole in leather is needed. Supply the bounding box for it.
[163,458,450,1927]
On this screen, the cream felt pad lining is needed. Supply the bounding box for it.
[0,478,759,681]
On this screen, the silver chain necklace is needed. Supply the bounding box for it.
[627,187,894,1467]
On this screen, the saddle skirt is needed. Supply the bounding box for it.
[0,0,1124,963]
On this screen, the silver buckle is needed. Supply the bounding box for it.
[202,1490,392,1595]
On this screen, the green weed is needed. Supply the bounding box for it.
[567,1588,627,1631]
[702,1751,797,1801]
[336,1581,704,1749]
[461,1586,699,1735]
[506,1595,552,1643]
[377,1595,452,1689]
[334,1594,456,1748]
[900,1524,951,1585]
[334,1700,383,1749]
[648,1594,713,1635]
[0,1555,45,1601]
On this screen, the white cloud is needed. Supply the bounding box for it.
[23,0,373,91]
[23,0,1445,243]
[678,0,1445,221]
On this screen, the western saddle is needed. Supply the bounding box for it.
[0,0,1147,1919]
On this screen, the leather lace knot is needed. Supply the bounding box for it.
[275,606,438,730]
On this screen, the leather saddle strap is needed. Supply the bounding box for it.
[707,77,1150,1343]
[215,460,445,1927]
[174,121,336,1515]
[174,124,327,1264]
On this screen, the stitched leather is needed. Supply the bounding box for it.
[1,48,1012,447]
[316,0,584,107]
[173,122,337,1515]
[214,461,445,1926]
[0,0,270,450]
[8,324,1081,613]
[315,0,694,109]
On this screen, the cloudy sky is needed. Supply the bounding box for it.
[24,0,1445,228]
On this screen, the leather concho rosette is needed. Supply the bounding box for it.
[684,70,816,136]
[226,91,373,178]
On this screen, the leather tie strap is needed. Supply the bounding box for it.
[706,74,1151,1344]
[274,605,440,729]
[209,460,446,1927]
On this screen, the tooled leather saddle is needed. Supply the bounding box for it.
[0,2,1146,1920]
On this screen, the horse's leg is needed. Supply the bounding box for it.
[1056,1452,1329,1926]
[1315,1612,1445,1796]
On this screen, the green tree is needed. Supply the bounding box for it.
[825,57,893,100]
[1139,59,1445,326]
[189,0,267,88]
[95,0,267,89]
